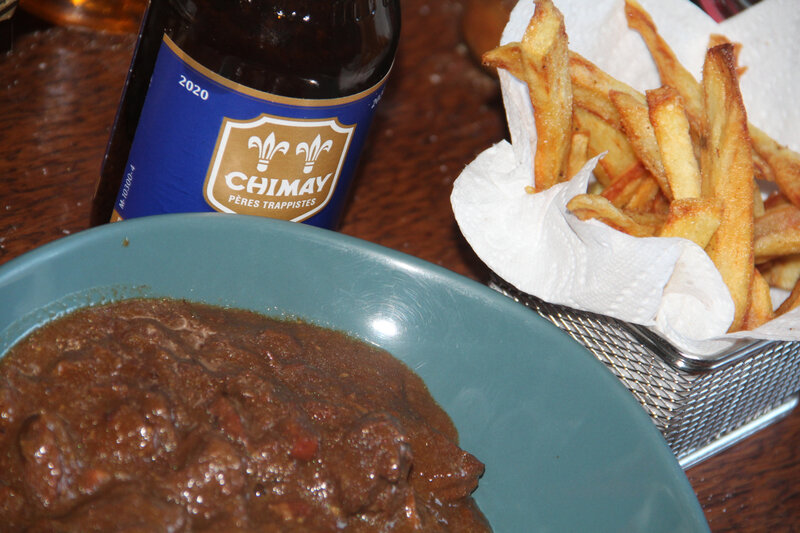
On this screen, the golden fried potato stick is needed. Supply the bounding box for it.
[571,85,619,131]
[574,106,639,187]
[485,47,647,131]
[708,34,746,77]
[753,187,766,218]
[628,209,668,230]
[776,277,800,317]
[710,35,765,186]
[754,203,800,263]
[482,42,646,190]
[567,193,658,237]
[749,126,800,208]
[760,253,800,291]
[486,46,647,131]
[601,162,648,207]
[701,44,755,332]
[741,268,774,330]
[482,42,523,78]
[567,131,590,179]
[569,51,646,129]
[519,0,573,190]
[624,0,704,137]
[752,150,775,184]
[609,90,671,199]
[624,173,663,213]
[481,2,574,191]
[657,197,722,249]
[651,188,672,215]
[625,0,800,210]
[646,86,702,200]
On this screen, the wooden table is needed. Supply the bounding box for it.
[1,2,798,531]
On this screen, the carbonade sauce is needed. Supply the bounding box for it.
[0,299,490,531]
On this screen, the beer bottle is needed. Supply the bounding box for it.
[91,0,401,228]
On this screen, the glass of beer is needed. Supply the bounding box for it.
[19,0,146,33]
[461,0,517,71]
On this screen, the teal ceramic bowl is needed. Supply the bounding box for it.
[0,214,708,532]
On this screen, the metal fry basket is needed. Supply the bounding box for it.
[492,276,800,469]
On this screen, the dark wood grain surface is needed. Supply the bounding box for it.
[1,2,798,531]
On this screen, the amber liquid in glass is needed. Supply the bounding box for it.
[19,0,146,33]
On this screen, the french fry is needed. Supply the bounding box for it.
[567,131,590,179]
[624,173,663,213]
[753,186,765,218]
[624,0,704,137]
[587,180,604,195]
[741,268,773,330]
[609,90,671,199]
[657,197,722,249]
[571,85,620,130]
[573,106,639,186]
[483,0,800,333]
[708,34,746,77]
[484,46,647,133]
[569,51,645,129]
[701,44,755,332]
[754,203,800,263]
[749,126,800,209]
[625,0,800,212]
[776,277,800,317]
[482,42,645,188]
[601,162,649,207]
[752,149,775,183]
[482,42,523,78]
[519,0,573,190]
[760,254,800,291]
[567,194,657,237]
[651,188,671,215]
[646,86,702,200]
[628,209,668,230]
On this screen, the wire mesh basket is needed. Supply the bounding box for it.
[491,275,800,468]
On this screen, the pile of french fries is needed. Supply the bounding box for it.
[483,0,800,333]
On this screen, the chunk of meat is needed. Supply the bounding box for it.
[165,432,247,524]
[335,413,414,515]
[18,412,81,512]
[26,483,188,533]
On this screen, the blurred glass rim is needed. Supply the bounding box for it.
[17,0,145,33]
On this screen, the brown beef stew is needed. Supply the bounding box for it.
[0,299,490,532]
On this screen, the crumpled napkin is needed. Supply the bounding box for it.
[451,0,800,357]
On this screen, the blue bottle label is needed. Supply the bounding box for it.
[113,35,387,228]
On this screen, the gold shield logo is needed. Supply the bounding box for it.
[204,114,354,221]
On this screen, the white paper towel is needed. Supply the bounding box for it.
[451,0,800,357]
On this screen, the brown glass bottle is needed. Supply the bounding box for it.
[91,0,400,227]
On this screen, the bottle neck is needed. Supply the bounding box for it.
[161,0,400,98]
